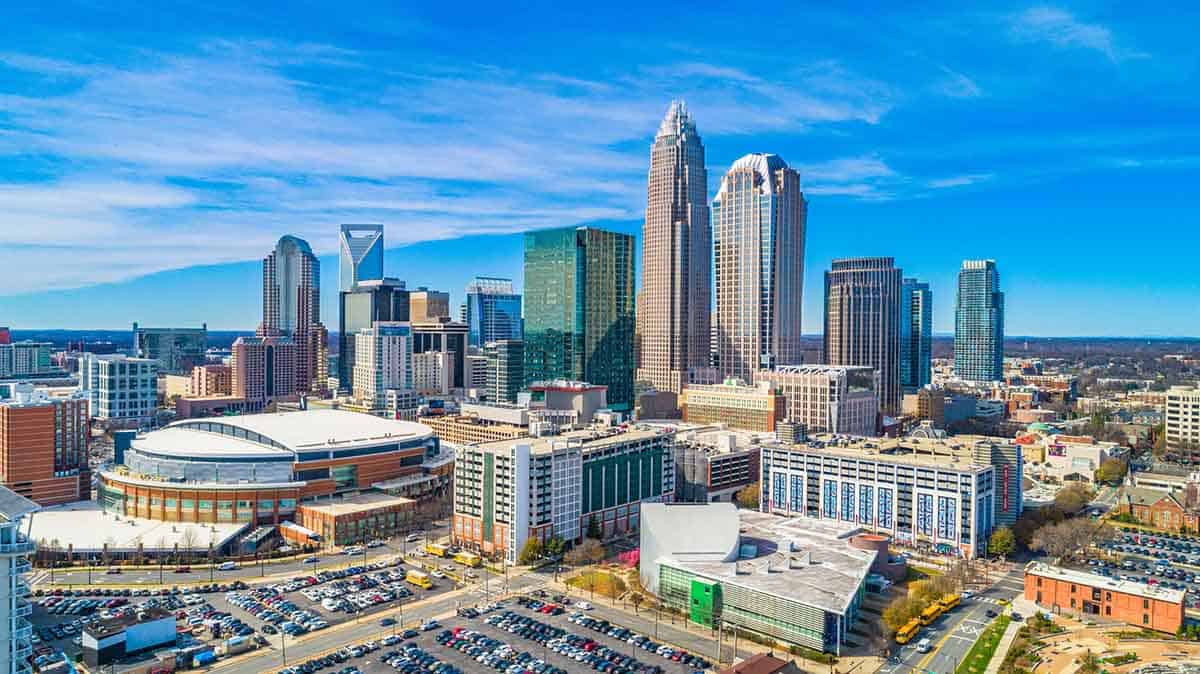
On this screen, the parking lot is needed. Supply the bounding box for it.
[276,600,713,674]
[1095,528,1200,608]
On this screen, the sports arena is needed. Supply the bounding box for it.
[97,410,439,524]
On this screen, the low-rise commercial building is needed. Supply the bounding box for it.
[640,504,874,654]
[679,380,783,432]
[423,414,529,446]
[294,492,418,546]
[754,366,879,437]
[81,607,176,667]
[453,426,673,562]
[1024,562,1183,633]
[669,425,765,503]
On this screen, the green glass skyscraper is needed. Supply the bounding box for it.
[523,226,636,411]
[954,259,1004,382]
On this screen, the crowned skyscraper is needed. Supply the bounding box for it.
[259,235,328,395]
[338,224,384,292]
[954,259,1004,382]
[712,153,807,382]
[636,101,711,395]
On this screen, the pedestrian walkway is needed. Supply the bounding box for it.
[983,619,1022,674]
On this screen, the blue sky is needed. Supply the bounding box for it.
[0,2,1197,336]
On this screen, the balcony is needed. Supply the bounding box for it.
[13,644,32,662]
[0,538,35,555]
[13,559,31,575]
[14,600,31,617]
[13,618,32,640]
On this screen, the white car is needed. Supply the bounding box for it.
[431,570,446,578]
[575,601,593,610]
[962,590,974,599]
[406,533,422,543]
[916,638,932,654]
[218,561,238,571]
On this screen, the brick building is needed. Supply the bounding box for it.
[190,364,232,397]
[1118,486,1200,531]
[0,384,90,505]
[1024,562,1184,633]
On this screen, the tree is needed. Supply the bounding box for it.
[517,538,543,565]
[1095,459,1128,484]
[881,596,923,632]
[586,515,601,540]
[180,528,199,563]
[735,482,760,510]
[1054,483,1094,514]
[1077,650,1101,674]
[989,527,1016,558]
[1030,519,1116,564]
[544,537,566,559]
[565,539,606,566]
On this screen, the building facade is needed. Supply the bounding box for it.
[679,380,783,432]
[899,279,932,392]
[711,153,806,381]
[338,224,384,292]
[465,277,522,348]
[338,278,409,391]
[352,322,413,412]
[755,366,879,437]
[231,336,297,410]
[0,342,53,379]
[131,323,207,375]
[453,428,674,562]
[1024,562,1183,633]
[484,340,524,405]
[823,258,903,416]
[412,352,453,396]
[259,235,328,395]
[78,354,159,422]
[523,227,635,411]
[410,288,451,323]
[190,364,232,397]
[0,385,89,506]
[954,259,1004,382]
[0,489,38,674]
[637,101,711,396]
[412,320,469,392]
[1165,386,1200,462]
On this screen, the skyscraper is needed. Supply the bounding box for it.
[484,340,524,404]
[636,101,710,395]
[132,322,207,374]
[900,278,933,391]
[260,235,328,394]
[954,259,1004,382]
[711,153,807,381]
[823,257,903,415]
[338,224,384,292]
[523,226,636,411]
[231,336,297,409]
[338,278,410,391]
[465,277,523,348]
[352,322,413,411]
[410,288,451,322]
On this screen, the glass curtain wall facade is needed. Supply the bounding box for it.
[823,258,903,416]
[465,277,523,348]
[338,224,384,292]
[337,279,410,391]
[954,260,1004,382]
[900,279,933,391]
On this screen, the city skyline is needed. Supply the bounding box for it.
[2,4,1198,337]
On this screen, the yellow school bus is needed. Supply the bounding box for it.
[453,551,482,568]
[895,619,921,644]
[406,569,433,589]
[938,593,961,611]
[425,542,450,558]
[919,603,944,626]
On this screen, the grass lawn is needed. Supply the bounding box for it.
[567,570,627,599]
[956,615,1011,674]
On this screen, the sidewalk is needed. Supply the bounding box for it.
[983,620,1022,674]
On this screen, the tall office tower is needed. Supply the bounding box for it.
[464,277,523,348]
[132,322,208,374]
[259,235,328,394]
[900,279,933,392]
[337,278,410,391]
[823,257,903,416]
[410,288,451,323]
[338,224,384,292]
[711,153,807,381]
[954,259,1004,382]
[0,384,89,505]
[352,322,413,411]
[0,487,36,674]
[231,336,297,410]
[636,101,710,395]
[524,226,636,411]
[484,340,524,404]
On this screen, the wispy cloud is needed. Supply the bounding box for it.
[934,66,983,99]
[1009,6,1148,62]
[927,173,994,189]
[799,157,902,200]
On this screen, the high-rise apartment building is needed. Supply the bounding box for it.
[132,322,207,375]
[954,260,1004,382]
[259,235,328,395]
[711,153,806,380]
[900,279,933,392]
[0,384,89,506]
[337,278,410,391]
[0,342,53,378]
[352,322,413,412]
[1166,386,1200,462]
[78,353,159,422]
[823,257,903,416]
[190,363,232,397]
[484,340,524,404]
[0,488,37,674]
[412,351,453,395]
[523,226,635,411]
[755,365,880,437]
[637,101,710,395]
[412,320,469,392]
[338,224,384,292]
[231,336,297,410]
[410,288,451,323]
[464,277,522,348]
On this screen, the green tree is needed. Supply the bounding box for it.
[735,482,760,510]
[1077,650,1101,674]
[544,537,566,558]
[1096,458,1128,484]
[1054,482,1094,514]
[989,526,1016,558]
[881,596,922,632]
[517,537,543,565]
[586,515,602,540]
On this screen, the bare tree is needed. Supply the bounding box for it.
[181,528,198,563]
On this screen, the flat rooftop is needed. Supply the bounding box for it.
[1026,561,1186,604]
[85,606,173,639]
[470,426,668,456]
[298,492,414,517]
[29,501,247,552]
[764,433,1018,471]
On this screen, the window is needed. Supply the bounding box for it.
[1070,598,1076,608]
[1143,614,1150,625]
[1106,592,1112,601]
[1105,606,1111,616]
[1036,577,1042,587]
[1143,599,1150,609]
[1036,591,1042,603]
[1070,584,1076,594]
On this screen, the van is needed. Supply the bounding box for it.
[916,638,932,654]
[218,561,238,571]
